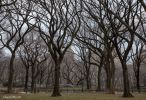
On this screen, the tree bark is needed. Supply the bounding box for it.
[104,56,114,93]
[7,53,15,93]
[110,55,115,94]
[105,62,115,93]
[24,66,29,92]
[97,67,101,91]
[136,67,140,93]
[122,62,133,97]
[51,61,61,96]
[104,50,115,94]
[106,70,112,92]
[86,70,91,90]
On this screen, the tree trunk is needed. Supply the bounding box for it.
[105,53,115,94]
[51,61,61,96]
[97,67,101,91]
[104,57,113,93]
[86,71,91,90]
[122,62,133,97]
[110,55,115,94]
[136,67,140,93]
[7,53,15,93]
[31,66,35,93]
[106,70,112,92]
[24,66,29,92]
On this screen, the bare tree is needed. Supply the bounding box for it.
[83,0,141,97]
[0,0,36,93]
[75,43,92,90]
[98,0,146,44]
[62,50,75,85]
[76,1,116,93]
[18,31,47,93]
[32,0,81,96]
[105,1,140,97]
[131,38,146,92]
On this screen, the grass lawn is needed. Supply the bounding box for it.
[0,92,146,100]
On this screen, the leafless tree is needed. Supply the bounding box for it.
[76,0,116,93]
[18,31,47,93]
[32,0,81,96]
[75,43,92,89]
[82,0,142,97]
[131,38,146,92]
[61,51,75,85]
[104,0,140,97]
[0,0,36,93]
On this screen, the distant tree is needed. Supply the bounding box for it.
[131,38,146,92]
[18,31,47,93]
[62,50,75,85]
[76,44,92,90]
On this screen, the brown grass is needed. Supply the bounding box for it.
[0,92,146,100]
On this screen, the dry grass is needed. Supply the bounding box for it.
[0,92,146,100]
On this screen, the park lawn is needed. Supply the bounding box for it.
[0,92,146,100]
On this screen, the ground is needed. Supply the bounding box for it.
[0,92,146,100]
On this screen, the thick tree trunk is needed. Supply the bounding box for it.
[97,67,101,91]
[122,62,133,97]
[105,53,115,94]
[7,53,15,93]
[106,71,112,92]
[24,67,29,92]
[106,69,112,92]
[52,61,61,96]
[105,65,115,93]
[110,56,115,94]
[105,57,113,93]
